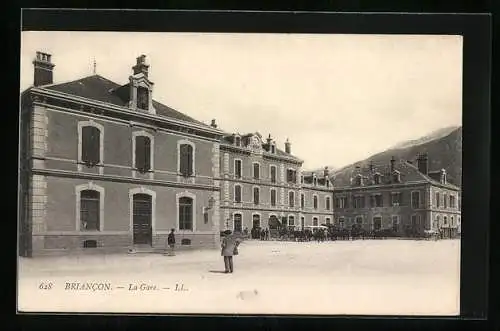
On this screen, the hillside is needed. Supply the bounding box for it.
[332,126,462,187]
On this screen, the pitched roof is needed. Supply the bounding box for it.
[220,133,302,162]
[335,159,459,190]
[43,75,207,126]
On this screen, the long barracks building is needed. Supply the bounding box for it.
[19,52,334,256]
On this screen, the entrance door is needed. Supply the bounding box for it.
[234,213,242,233]
[252,214,261,229]
[373,217,382,230]
[133,194,152,245]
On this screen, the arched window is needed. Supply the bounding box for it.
[289,191,295,208]
[313,217,319,226]
[80,190,100,231]
[81,126,101,166]
[179,143,194,177]
[325,197,331,210]
[134,135,151,173]
[374,173,381,185]
[443,216,448,226]
[234,184,242,203]
[288,216,295,226]
[178,197,193,230]
[313,195,318,209]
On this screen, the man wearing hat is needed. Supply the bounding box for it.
[221,230,242,273]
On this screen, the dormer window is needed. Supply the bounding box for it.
[271,144,276,154]
[137,86,149,110]
[393,171,401,183]
[355,175,363,186]
[235,135,241,147]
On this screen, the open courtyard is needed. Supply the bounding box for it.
[17,239,460,316]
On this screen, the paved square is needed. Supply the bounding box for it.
[18,239,460,315]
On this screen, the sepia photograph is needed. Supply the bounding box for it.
[18,30,463,315]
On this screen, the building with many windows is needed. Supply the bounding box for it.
[19,52,334,256]
[332,154,461,238]
[219,132,333,236]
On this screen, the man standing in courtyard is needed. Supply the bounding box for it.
[221,230,242,273]
[166,228,176,256]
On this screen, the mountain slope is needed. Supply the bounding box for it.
[390,126,460,150]
[333,127,462,187]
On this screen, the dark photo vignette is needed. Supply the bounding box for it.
[12,7,492,331]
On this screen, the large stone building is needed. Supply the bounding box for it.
[332,154,461,238]
[219,132,333,236]
[19,52,334,256]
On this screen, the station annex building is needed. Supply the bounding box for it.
[332,154,461,238]
[19,52,334,256]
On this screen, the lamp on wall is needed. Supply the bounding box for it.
[208,196,215,209]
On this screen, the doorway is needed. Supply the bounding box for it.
[132,194,152,245]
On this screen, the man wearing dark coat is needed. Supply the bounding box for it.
[166,228,176,256]
[221,230,242,273]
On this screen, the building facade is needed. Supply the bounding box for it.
[332,154,461,238]
[19,52,334,256]
[19,53,224,256]
[219,133,334,235]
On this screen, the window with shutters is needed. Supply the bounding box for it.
[253,187,260,205]
[435,192,441,208]
[134,135,152,173]
[287,169,297,183]
[270,189,277,206]
[411,191,421,209]
[178,197,193,230]
[81,126,101,167]
[234,184,242,203]
[253,162,260,180]
[179,143,194,177]
[289,191,295,208]
[270,165,277,183]
[234,159,242,179]
[313,195,318,209]
[300,193,305,208]
[443,193,448,208]
[325,197,331,210]
[137,86,149,110]
[80,190,100,231]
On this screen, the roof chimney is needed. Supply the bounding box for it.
[390,156,396,172]
[324,166,329,178]
[210,119,217,128]
[285,138,291,154]
[417,153,429,175]
[33,51,55,86]
[132,54,150,77]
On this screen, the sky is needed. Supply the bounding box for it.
[20,32,463,170]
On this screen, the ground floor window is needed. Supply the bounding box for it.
[373,217,382,230]
[179,197,193,230]
[392,215,399,232]
[234,213,242,232]
[80,190,100,231]
[252,214,261,229]
[312,217,318,226]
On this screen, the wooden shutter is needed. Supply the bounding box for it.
[144,137,151,171]
[135,136,145,171]
[81,127,91,163]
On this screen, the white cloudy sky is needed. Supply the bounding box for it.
[20,32,462,170]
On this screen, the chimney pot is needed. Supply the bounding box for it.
[33,51,55,87]
[284,138,291,154]
[210,119,217,128]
